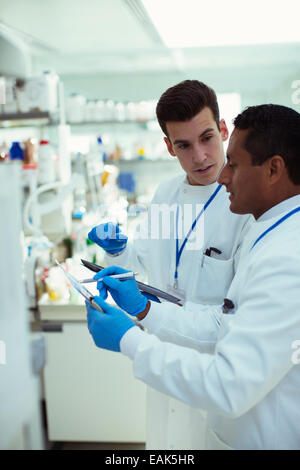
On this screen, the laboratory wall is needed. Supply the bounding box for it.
[60,47,300,113]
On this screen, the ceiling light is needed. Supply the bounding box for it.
[142,0,300,48]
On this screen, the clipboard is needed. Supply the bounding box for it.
[55,260,103,312]
[81,259,183,305]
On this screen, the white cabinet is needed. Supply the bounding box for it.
[43,320,146,443]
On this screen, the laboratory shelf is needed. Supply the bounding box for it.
[0,114,157,130]
[0,111,58,127]
[67,119,154,126]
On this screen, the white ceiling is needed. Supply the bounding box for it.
[0,0,163,53]
[0,0,299,79]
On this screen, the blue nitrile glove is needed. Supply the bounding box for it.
[88,222,128,255]
[86,296,135,352]
[94,265,148,316]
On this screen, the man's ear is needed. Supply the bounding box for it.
[164,137,176,157]
[219,119,229,142]
[268,155,286,184]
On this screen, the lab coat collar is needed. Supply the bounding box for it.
[257,194,300,223]
[179,176,220,202]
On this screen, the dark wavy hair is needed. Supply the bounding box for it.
[234,104,300,185]
[156,80,220,137]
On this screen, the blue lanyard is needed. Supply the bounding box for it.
[251,206,300,250]
[174,183,222,288]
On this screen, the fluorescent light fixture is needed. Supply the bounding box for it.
[142,0,300,47]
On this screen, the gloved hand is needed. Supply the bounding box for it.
[94,265,148,316]
[88,222,128,255]
[86,296,135,352]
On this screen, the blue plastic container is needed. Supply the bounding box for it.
[9,142,24,160]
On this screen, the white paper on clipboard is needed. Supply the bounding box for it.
[55,260,103,311]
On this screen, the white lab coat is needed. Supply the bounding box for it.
[105,174,252,449]
[120,195,300,450]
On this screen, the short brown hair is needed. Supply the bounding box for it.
[156,80,220,137]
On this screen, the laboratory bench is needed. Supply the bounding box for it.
[34,296,146,444]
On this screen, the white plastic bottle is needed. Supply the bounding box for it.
[38,140,56,184]
[66,93,86,123]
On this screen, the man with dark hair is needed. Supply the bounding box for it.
[87,103,300,449]
[156,79,221,136]
[88,80,252,449]
[156,80,225,186]
[224,104,300,220]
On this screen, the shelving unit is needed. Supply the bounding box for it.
[0,111,52,120]
[68,119,154,128]
[0,112,156,129]
[0,111,58,127]
[0,110,171,161]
